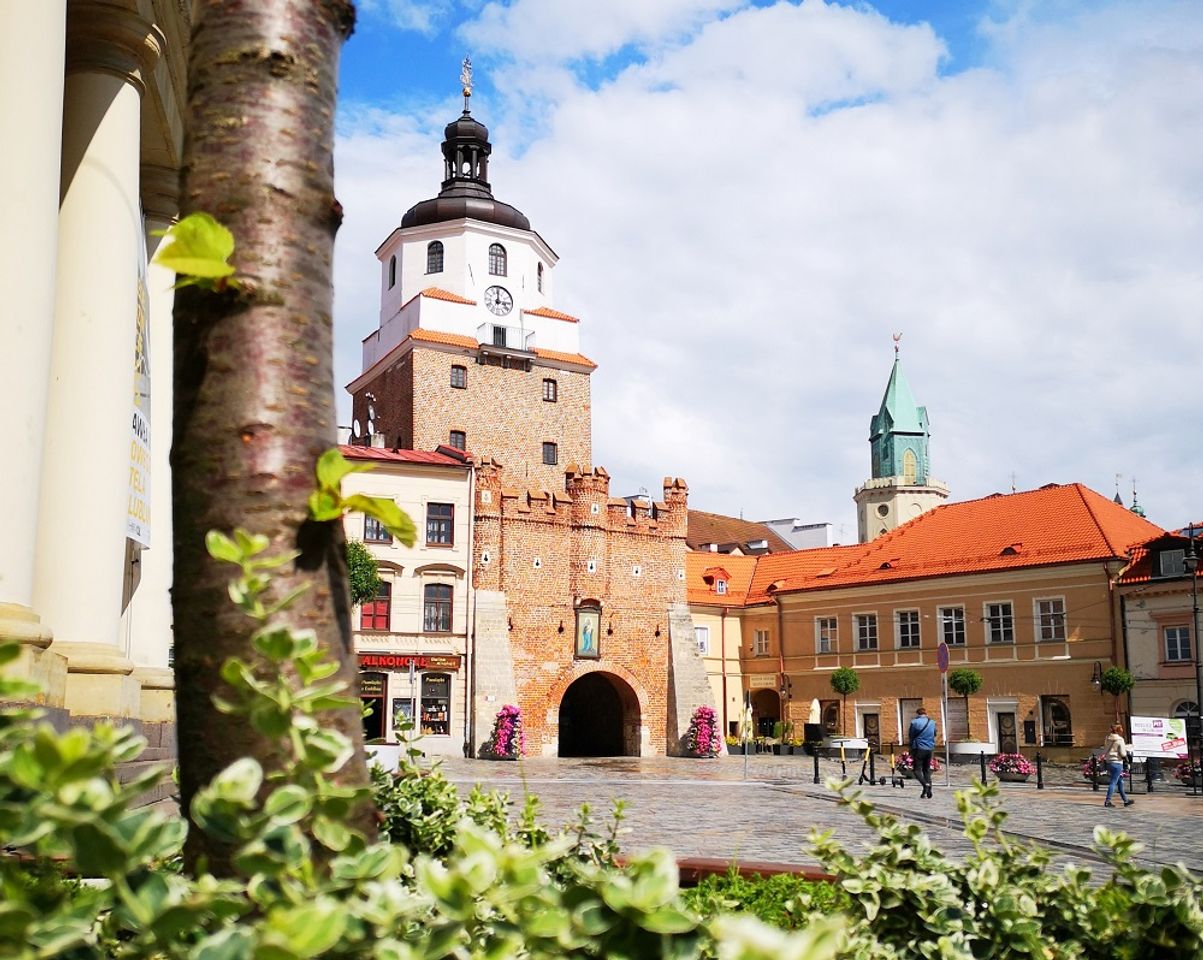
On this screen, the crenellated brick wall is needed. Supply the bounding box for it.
[470,460,710,756]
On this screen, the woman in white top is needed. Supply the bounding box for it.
[1102,723,1133,808]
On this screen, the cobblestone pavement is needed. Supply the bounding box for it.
[427,755,1203,876]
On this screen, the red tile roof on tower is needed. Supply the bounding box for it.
[687,484,1165,608]
[533,347,597,369]
[409,328,480,349]
[420,287,476,304]
[524,306,580,323]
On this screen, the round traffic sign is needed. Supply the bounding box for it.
[937,641,950,674]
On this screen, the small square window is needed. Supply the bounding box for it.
[715,579,728,595]
[1166,626,1192,662]
[542,378,558,402]
[364,515,391,544]
[450,365,466,389]
[426,502,454,545]
[542,441,558,465]
[449,430,466,450]
[753,629,770,656]
[694,626,710,655]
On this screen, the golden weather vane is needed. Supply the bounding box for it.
[460,55,473,108]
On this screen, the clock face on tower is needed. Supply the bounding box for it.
[484,285,513,316]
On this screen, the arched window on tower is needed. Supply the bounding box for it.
[426,241,444,274]
[537,262,544,293]
[488,243,507,277]
[902,449,917,483]
[388,255,397,289]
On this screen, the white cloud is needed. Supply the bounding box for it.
[334,0,1203,535]
[360,0,455,35]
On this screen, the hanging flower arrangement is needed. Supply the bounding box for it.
[685,705,722,758]
[483,704,524,759]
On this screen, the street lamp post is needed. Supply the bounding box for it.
[1185,526,1202,798]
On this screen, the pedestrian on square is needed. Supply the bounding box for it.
[1102,723,1134,808]
[908,706,937,799]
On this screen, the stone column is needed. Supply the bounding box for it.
[0,1,67,701]
[33,3,163,718]
[127,162,178,722]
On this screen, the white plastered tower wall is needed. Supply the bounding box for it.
[855,477,951,542]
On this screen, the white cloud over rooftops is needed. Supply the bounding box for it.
[334,1,1203,536]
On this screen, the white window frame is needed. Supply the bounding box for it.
[715,579,728,596]
[1165,625,1192,662]
[938,606,966,646]
[1034,596,1066,642]
[896,609,921,649]
[984,600,1014,644]
[815,616,837,654]
[694,625,710,655]
[753,629,770,657]
[854,613,878,652]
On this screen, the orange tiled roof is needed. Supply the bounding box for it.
[1117,532,1201,584]
[409,328,479,349]
[420,287,476,305]
[687,510,793,553]
[686,552,758,606]
[689,483,1165,608]
[534,347,597,369]
[524,306,580,323]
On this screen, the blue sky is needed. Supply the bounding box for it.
[330,1,1203,537]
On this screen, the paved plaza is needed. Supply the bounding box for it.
[428,755,1203,876]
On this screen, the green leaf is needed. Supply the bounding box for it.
[264,785,312,824]
[266,901,348,959]
[206,530,243,564]
[312,815,352,852]
[70,821,127,876]
[314,448,371,491]
[0,642,22,667]
[306,489,342,522]
[152,212,236,280]
[194,927,256,960]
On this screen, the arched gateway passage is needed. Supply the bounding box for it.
[557,672,641,757]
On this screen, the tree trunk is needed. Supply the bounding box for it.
[173,0,368,871]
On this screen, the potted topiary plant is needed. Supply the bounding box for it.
[1099,667,1134,721]
[830,667,860,738]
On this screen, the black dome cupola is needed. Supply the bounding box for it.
[401,58,531,231]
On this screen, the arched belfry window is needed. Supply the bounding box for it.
[537,262,544,292]
[488,243,507,277]
[388,255,397,289]
[426,241,444,274]
[902,449,917,483]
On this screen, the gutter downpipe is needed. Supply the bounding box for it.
[464,462,476,757]
[776,595,787,726]
[720,607,729,735]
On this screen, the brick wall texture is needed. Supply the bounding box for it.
[353,343,591,491]
[472,461,712,756]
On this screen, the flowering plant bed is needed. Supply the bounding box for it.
[686,705,723,757]
[1080,756,1110,781]
[1174,759,1201,785]
[482,704,524,759]
[895,751,942,775]
[988,753,1034,776]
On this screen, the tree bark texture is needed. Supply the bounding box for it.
[172,0,367,871]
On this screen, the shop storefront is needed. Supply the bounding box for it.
[357,652,463,755]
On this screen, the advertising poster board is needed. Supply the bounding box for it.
[1130,716,1189,760]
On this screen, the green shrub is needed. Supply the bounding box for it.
[683,869,849,930]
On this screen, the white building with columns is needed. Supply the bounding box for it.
[0,0,185,735]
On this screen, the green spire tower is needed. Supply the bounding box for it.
[854,338,949,542]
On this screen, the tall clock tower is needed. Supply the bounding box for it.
[348,73,594,490]
[853,344,949,541]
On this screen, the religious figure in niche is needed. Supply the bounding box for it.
[575,606,600,659]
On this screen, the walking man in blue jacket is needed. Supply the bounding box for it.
[908,706,937,798]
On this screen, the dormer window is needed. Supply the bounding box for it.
[488,243,507,276]
[388,255,397,289]
[426,241,444,274]
[1159,549,1186,577]
[537,262,544,292]
[715,579,728,596]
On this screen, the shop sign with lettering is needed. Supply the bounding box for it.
[358,653,461,671]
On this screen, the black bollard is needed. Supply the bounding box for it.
[1145,758,1154,794]
[979,750,988,783]
[869,750,876,783]
[813,748,820,785]
[1035,752,1044,790]
[1091,754,1099,792]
